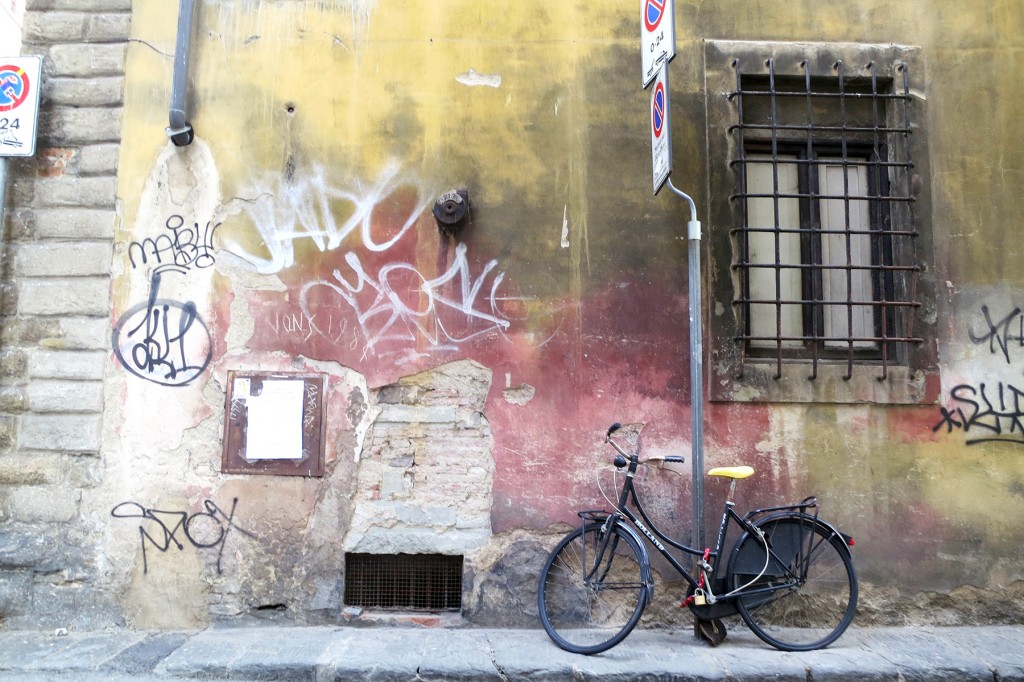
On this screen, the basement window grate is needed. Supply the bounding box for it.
[344,553,463,612]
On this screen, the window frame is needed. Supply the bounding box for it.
[703,41,939,405]
[741,142,891,360]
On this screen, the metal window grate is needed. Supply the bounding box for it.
[344,553,463,612]
[728,58,922,381]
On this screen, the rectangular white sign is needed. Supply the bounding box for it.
[641,0,675,88]
[650,64,672,194]
[0,56,42,157]
[245,379,306,460]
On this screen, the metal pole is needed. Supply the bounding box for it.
[0,157,8,250]
[667,178,706,551]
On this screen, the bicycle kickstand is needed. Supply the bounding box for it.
[685,549,727,647]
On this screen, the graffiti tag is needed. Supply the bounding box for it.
[111,498,255,574]
[225,164,431,275]
[128,214,221,271]
[299,242,510,364]
[933,382,1024,446]
[112,269,212,386]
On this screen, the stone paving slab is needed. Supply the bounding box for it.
[853,627,994,681]
[949,627,1024,681]
[323,628,504,681]
[158,624,340,679]
[0,630,149,672]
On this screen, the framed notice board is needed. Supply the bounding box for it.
[222,371,327,477]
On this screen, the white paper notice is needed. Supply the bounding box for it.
[233,378,251,402]
[245,380,305,460]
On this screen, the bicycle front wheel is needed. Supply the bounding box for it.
[729,515,857,651]
[538,521,649,655]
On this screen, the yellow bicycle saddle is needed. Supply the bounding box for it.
[707,466,755,479]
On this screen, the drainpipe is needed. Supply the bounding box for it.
[167,0,197,146]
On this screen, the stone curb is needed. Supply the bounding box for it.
[0,625,1021,681]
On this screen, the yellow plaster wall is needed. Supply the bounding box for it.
[109,0,1024,619]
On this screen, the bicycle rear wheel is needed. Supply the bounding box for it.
[729,515,857,651]
[538,521,649,655]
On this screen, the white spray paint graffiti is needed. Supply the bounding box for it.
[300,242,510,364]
[223,165,522,364]
[223,164,431,275]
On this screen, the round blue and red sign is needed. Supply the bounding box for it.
[651,81,666,138]
[644,0,666,32]
[0,65,31,113]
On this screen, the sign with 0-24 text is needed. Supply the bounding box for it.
[0,56,43,157]
[641,0,675,88]
[650,63,672,194]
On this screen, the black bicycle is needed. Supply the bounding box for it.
[538,422,858,655]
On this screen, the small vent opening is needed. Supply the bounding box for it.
[344,553,463,612]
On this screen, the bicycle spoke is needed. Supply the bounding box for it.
[730,516,858,651]
[539,523,648,655]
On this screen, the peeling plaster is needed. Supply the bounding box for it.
[343,360,494,555]
[455,68,502,88]
[502,384,535,406]
[113,137,223,451]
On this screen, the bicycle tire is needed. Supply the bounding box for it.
[538,521,649,655]
[728,514,857,651]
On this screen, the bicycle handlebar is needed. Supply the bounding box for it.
[605,422,685,466]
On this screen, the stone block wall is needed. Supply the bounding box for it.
[0,0,128,628]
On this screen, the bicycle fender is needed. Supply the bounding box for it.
[611,520,657,602]
[734,512,854,561]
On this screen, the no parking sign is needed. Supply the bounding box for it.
[0,56,43,157]
[641,0,675,88]
[649,64,671,194]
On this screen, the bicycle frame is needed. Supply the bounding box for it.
[539,424,858,655]
[593,433,822,604]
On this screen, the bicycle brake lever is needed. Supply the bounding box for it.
[606,422,621,438]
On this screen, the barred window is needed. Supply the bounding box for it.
[704,43,938,404]
[731,59,920,380]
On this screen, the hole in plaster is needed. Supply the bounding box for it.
[285,104,296,115]
[502,384,536,406]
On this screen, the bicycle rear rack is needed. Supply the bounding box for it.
[577,510,611,531]
[746,495,819,523]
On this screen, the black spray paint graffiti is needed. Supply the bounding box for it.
[968,305,1024,365]
[128,214,221,272]
[935,304,1024,445]
[113,269,212,386]
[933,382,1024,446]
[114,213,219,386]
[111,498,256,574]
